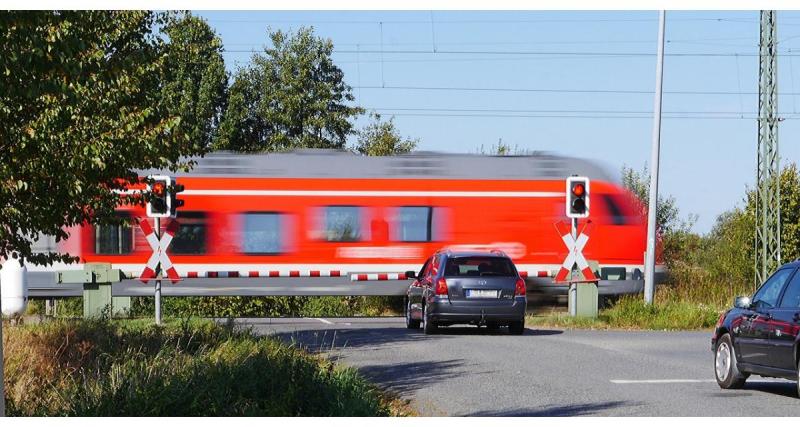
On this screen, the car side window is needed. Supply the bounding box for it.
[753,268,794,310]
[779,269,800,308]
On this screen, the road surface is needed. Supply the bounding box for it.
[241,317,800,416]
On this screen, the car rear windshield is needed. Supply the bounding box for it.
[444,256,517,277]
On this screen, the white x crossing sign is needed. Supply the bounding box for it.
[138,218,181,283]
[554,221,597,282]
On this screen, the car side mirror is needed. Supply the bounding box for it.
[405,270,416,279]
[734,296,752,309]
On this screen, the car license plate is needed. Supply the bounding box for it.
[466,289,498,298]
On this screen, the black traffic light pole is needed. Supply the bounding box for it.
[154,216,162,325]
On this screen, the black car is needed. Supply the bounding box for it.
[712,261,800,393]
[404,249,527,335]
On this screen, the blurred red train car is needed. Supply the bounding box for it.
[53,150,661,295]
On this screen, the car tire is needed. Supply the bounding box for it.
[405,300,420,329]
[715,333,747,389]
[796,359,800,398]
[423,303,438,335]
[509,319,525,335]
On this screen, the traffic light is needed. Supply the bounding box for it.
[566,176,590,219]
[169,182,185,218]
[146,175,171,218]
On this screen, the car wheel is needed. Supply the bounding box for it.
[405,299,420,329]
[715,333,747,389]
[509,319,525,335]
[423,303,438,335]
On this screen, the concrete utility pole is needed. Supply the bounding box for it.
[645,10,666,305]
[755,10,781,288]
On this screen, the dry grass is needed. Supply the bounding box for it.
[2,318,411,416]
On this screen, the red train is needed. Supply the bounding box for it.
[49,150,661,295]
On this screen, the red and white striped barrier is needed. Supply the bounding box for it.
[348,271,552,282]
[139,219,180,284]
[520,271,552,279]
[350,273,408,281]
[184,270,343,278]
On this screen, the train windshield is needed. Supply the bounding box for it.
[444,257,516,277]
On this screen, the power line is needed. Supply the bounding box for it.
[364,106,800,115]
[203,17,763,25]
[221,48,800,58]
[350,84,800,96]
[376,112,800,120]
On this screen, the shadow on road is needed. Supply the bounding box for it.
[424,326,564,337]
[467,400,638,416]
[358,359,470,395]
[266,325,564,353]
[269,327,449,353]
[743,380,798,399]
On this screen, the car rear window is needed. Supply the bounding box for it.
[444,257,517,277]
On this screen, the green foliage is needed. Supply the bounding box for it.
[0,11,208,266]
[476,139,529,156]
[3,319,406,416]
[161,12,228,149]
[130,295,403,318]
[217,27,364,152]
[353,113,418,156]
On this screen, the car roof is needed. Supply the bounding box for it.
[436,250,511,259]
[780,261,800,269]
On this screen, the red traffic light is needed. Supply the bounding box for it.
[572,183,585,197]
[152,182,166,197]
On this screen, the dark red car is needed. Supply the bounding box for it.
[712,262,800,393]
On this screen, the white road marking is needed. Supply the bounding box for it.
[313,318,334,325]
[610,379,716,384]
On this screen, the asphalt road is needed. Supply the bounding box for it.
[241,317,800,416]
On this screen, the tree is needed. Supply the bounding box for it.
[476,139,529,156]
[217,27,363,152]
[0,11,207,265]
[353,113,418,156]
[620,164,685,234]
[161,12,228,149]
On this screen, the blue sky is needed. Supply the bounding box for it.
[195,10,800,234]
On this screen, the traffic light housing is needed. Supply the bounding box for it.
[170,182,185,218]
[566,176,590,219]
[146,175,184,218]
[146,175,171,218]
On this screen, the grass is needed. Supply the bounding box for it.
[28,295,404,319]
[528,287,724,331]
[2,318,411,416]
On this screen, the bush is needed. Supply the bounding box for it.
[2,318,407,416]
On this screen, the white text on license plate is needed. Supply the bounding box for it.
[466,289,498,298]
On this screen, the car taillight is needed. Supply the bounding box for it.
[515,277,526,296]
[716,312,726,328]
[435,277,448,295]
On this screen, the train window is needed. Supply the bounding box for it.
[325,206,361,242]
[601,195,631,226]
[171,212,207,254]
[95,214,133,255]
[395,206,434,242]
[243,213,284,254]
